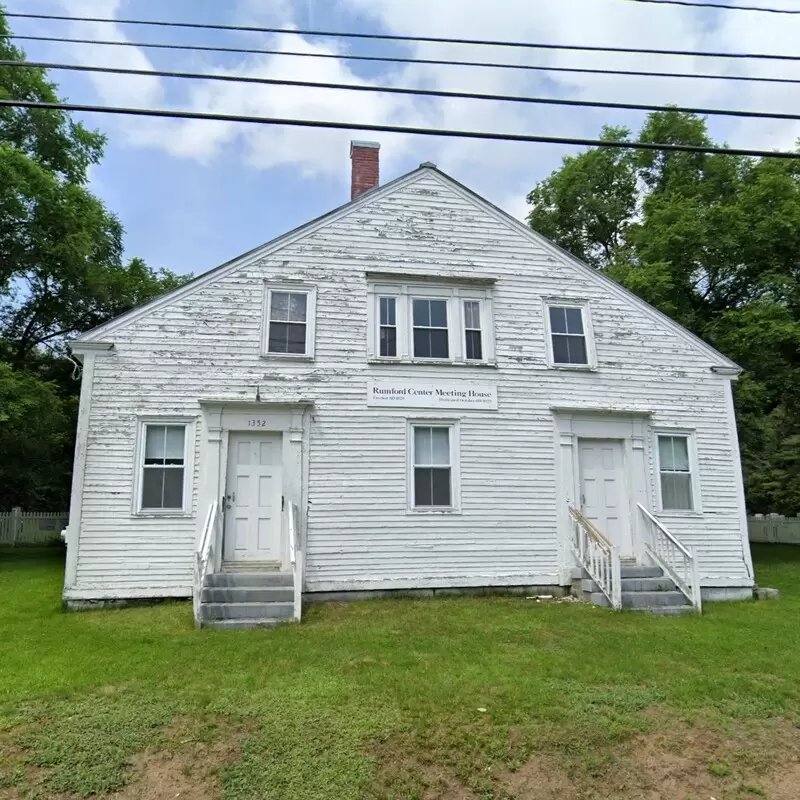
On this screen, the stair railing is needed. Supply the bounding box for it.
[637,504,702,613]
[569,505,622,610]
[194,500,220,627]
[288,501,303,622]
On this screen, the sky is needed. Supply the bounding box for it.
[7,0,800,276]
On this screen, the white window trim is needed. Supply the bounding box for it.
[261,282,317,360]
[406,418,461,514]
[368,282,495,365]
[543,297,597,370]
[652,429,703,516]
[132,417,196,517]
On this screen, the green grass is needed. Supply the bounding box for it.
[1,544,799,799]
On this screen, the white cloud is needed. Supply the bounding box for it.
[47,0,800,218]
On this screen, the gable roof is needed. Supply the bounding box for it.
[76,163,739,371]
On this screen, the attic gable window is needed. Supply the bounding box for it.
[545,301,595,369]
[263,285,317,359]
[367,281,494,364]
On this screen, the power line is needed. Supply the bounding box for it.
[5,10,800,61]
[2,98,799,160]
[8,58,800,124]
[619,0,800,13]
[10,33,800,89]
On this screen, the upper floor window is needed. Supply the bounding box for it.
[368,280,494,364]
[657,434,695,511]
[545,301,594,368]
[263,285,316,358]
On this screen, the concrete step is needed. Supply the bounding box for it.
[621,565,663,579]
[621,577,676,592]
[200,601,295,620]
[220,560,281,572]
[630,605,695,616]
[204,572,293,588]
[201,618,288,630]
[622,591,689,609]
[201,586,293,603]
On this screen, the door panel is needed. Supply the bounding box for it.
[224,432,283,563]
[578,439,632,556]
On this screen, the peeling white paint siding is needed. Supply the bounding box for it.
[68,169,751,599]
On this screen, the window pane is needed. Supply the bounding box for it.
[659,436,689,472]
[164,426,185,463]
[380,297,396,326]
[141,468,164,508]
[465,330,483,360]
[549,306,567,334]
[270,291,289,321]
[431,468,452,506]
[144,426,166,462]
[413,328,431,358]
[552,334,570,364]
[566,335,588,365]
[661,473,693,511]
[414,427,432,465]
[413,299,430,327]
[379,326,396,357]
[429,300,448,328]
[162,468,185,509]
[414,467,451,507]
[286,322,307,354]
[464,300,480,330]
[269,322,306,354]
[429,329,449,359]
[565,307,584,334]
[288,292,307,322]
[430,428,450,465]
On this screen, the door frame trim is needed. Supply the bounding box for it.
[553,409,651,583]
[196,400,312,573]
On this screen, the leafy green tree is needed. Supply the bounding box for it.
[0,9,189,509]
[527,110,800,514]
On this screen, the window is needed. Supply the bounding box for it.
[412,425,453,508]
[658,435,694,511]
[548,305,588,365]
[463,300,483,361]
[379,296,397,357]
[267,290,308,354]
[413,298,449,359]
[140,424,187,511]
[368,281,494,363]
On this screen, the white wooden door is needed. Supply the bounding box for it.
[578,439,632,556]
[223,432,283,564]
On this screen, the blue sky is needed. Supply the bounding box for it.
[8,0,800,276]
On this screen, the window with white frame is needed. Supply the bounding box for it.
[264,287,315,356]
[138,424,189,512]
[368,281,493,363]
[411,424,456,508]
[548,304,589,366]
[657,435,694,511]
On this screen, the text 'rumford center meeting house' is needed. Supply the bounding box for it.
[62,141,754,627]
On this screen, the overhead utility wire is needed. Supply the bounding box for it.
[2,98,799,160]
[10,34,800,88]
[620,0,800,13]
[9,59,800,124]
[5,11,800,61]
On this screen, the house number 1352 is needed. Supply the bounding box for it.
[248,419,267,427]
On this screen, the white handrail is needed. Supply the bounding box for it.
[288,501,302,622]
[569,505,622,610]
[637,503,702,613]
[193,500,219,627]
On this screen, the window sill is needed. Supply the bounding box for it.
[132,511,193,519]
[407,508,462,515]
[368,358,497,368]
[655,510,703,518]
[548,363,596,372]
[260,353,314,362]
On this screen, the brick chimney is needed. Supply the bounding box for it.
[350,140,380,200]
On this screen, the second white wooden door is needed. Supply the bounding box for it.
[578,439,632,556]
[223,432,283,564]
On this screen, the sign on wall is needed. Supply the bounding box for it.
[367,380,498,410]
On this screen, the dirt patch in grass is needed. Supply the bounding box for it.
[110,750,219,800]
[369,716,800,800]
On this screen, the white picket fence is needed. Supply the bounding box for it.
[749,514,800,545]
[0,509,69,546]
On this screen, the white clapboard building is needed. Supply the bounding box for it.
[63,142,754,626]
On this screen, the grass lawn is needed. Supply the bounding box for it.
[1,546,800,800]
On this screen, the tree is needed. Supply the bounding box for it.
[0,9,189,509]
[527,110,800,514]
